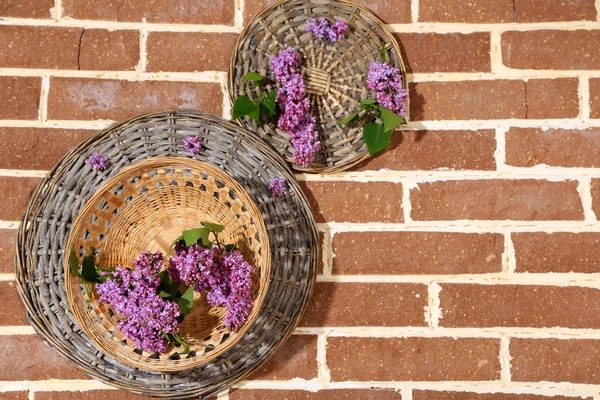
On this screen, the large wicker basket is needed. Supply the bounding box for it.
[65,157,270,373]
[229,0,407,173]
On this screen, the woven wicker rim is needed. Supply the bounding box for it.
[15,111,318,399]
[229,0,407,173]
[65,157,271,373]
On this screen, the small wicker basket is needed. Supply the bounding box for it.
[229,0,407,173]
[65,157,270,373]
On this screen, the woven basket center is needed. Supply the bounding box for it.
[304,66,331,96]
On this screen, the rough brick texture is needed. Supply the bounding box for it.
[301,282,428,327]
[506,127,600,167]
[247,335,317,380]
[511,339,600,384]
[591,78,600,118]
[332,232,503,275]
[513,0,597,22]
[0,230,16,273]
[356,130,497,171]
[0,392,28,400]
[0,0,52,18]
[439,284,600,328]
[0,77,41,120]
[327,337,501,381]
[414,392,590,400]
[0,177,41,221]
[47,78,222,120]
[35,391,155,400]
[230,389,400,400]
[590,179,600,219]
[0,281,28,326]
[410,180,584,221]
[299,181,403,223]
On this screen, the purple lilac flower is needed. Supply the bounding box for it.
[169,243,255,332]
[268,177,287,197]
[87,152,108,171]
[96,251,180,353]
[183,136,202,154]
[306,18,330,40]
[277,98,310,132]
[270,47,302,83]
[328,20,348,42]
[367,62,408,116]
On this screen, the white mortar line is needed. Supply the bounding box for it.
[579,177,598,222]
[411,71,600,81]
[295,326,600,339]
[403,119,598,130]
[0,18,242,32]
[0,170,48,177]
[426,282,441,328]
[596,0,600,22]
[316,331,331,387]
[389,21,600,33]
[0,120,109,129]
[136,30,148,74]
[28,390,34,400]
[411,0,419,23]
[217,389,230,400]
[593,394,600,400]
[38,76,50,122]
[401,386,413,400]
[500,335,511,384]
[0,326,36,335]
[0,274,16,281]
[234,0,245,29]
[0,221,20,229]
[322,230,333,278]
[0,68,226,82]
[402,181,417,224]
[23,380,114,392]
[221,75,232,120]
[580,75,592,121]
[489,30,503,74]
[494,126,508,171]
[503,231,517,274]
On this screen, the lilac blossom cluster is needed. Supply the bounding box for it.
[87,152,108,171]
[183,136,202,154]
[367,62,408,116]
[96,251,181,353]
[268,177,287,197]
[270,48,320,167]
[306,18,348,42]
[168,242,254,332]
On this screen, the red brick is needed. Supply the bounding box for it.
[47,78,222,120]
[300,282,427,327]
[514,232,600,273]
[79,30,140,71]
[62,0,234,25]
[419,0,513,22]
[398,33,491,73]
[591,79,600,119]
[0,177,41,221]
[0,77,41,120]
[409,80,526,121]
[439,284,600,329]
[506,127,600,168]
[146,33,237,73]
[503,31,600,70]
[327,337,500,381]
[410,179,584,221]
[0,0,52,18]
[230,389,400,400]
[0,230,16,273]
[355,130,496,171]
[332,232,503,275]
[0,281,28,326]
[247,335,317,380]
[0,128,94,170]
[414,392,590,400]
[244,0,411,24]
[0,335,89,380]
[512,338,600,384]
[514,0,597,22]
[299,181,403,223]
[0,393,28,400]
[591,179,600,219]
[526,78,579,119]
[36,391,155,400]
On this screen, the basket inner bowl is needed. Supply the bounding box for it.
[65,158,270,372]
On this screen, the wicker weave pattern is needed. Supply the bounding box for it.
[66,158,271,373]
[15,111,318,399]
[229,0,407,173]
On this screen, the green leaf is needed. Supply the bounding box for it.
[248,101,261,121]
[363,123,391,156]
[233,95,260,120]
[361,98,377,105]
[182,228,210,247]
[69,246,80,278]
[170,281,182,298]
[81,255,100,283]
[379,106,403,133]
[178,286,195,315]
[262,90,277,116]
[172,332,190,354]
[224,244,237,252]
[242,72,264,82]
[202,221,224,233]
[158,290,171,298]
[339,112,359,125]
[162,332,172,342]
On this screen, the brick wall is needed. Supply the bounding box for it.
[1,0,600,399]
